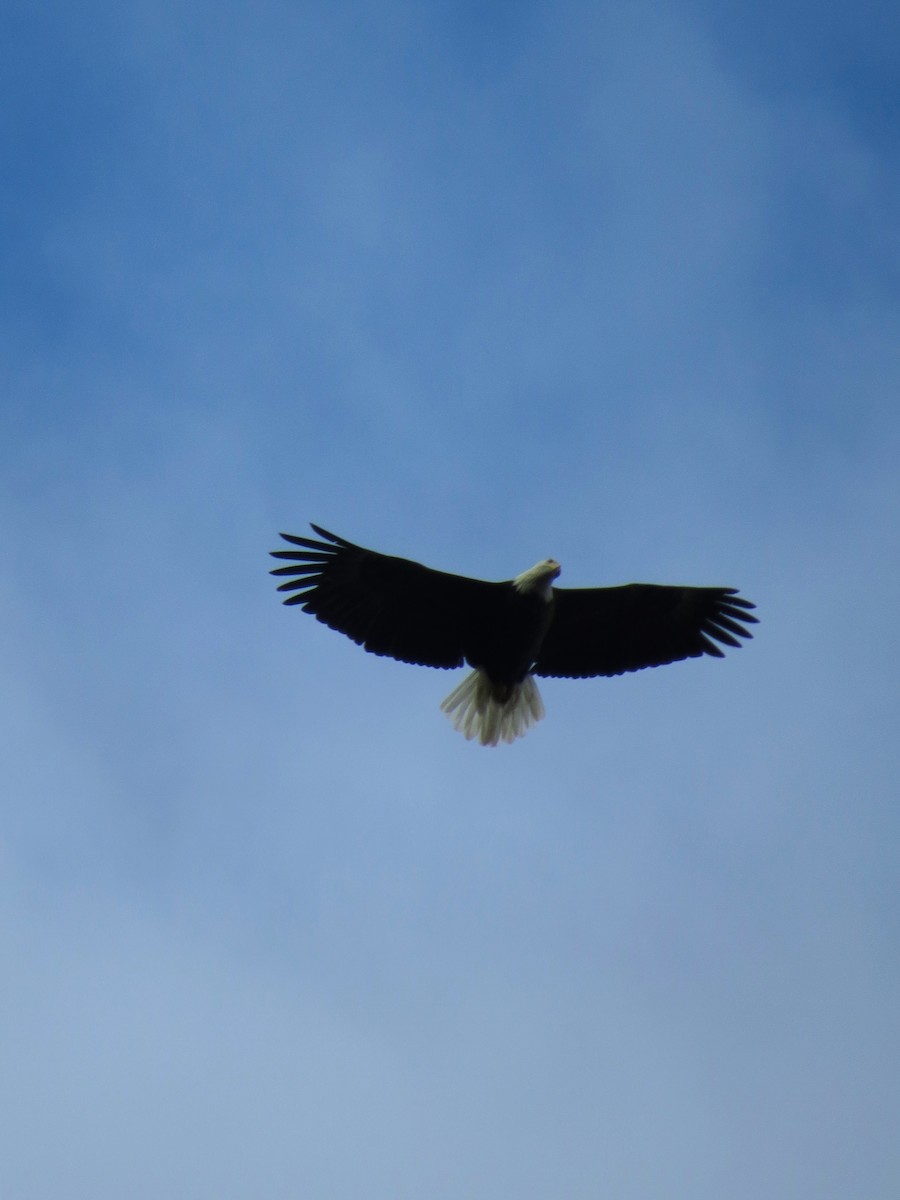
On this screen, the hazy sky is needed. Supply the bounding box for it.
[2,1,898,1196]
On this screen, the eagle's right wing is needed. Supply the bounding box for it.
[270,525,505,670]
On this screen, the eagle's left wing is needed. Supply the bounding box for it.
[533,584,756,679]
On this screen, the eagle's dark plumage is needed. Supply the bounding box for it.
[270,524,757,745]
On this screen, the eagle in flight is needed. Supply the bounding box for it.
[270,525,757,746]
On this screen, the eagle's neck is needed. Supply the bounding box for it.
[512,558,561,600]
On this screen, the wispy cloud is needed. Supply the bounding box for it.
[1,0,898,1196]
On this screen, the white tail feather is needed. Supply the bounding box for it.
[440,669,545,746]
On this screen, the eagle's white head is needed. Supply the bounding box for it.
[512,558,561,599]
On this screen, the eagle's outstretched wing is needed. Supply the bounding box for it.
[270,525,506,669]
[533,584,756,679]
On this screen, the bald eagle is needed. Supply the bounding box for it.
[270,525,757,746]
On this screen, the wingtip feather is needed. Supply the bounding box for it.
[308,523,353,547]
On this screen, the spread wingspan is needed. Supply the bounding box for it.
[271,525,758,744]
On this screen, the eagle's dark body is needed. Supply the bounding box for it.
[270,524,757,745]
[463,585,556,700]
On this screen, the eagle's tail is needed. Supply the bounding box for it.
[440,669,545,747]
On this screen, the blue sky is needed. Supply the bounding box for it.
[2,0,898,1195]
